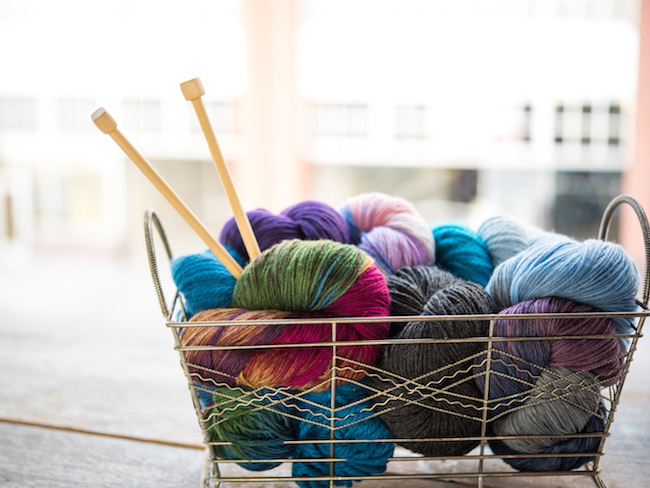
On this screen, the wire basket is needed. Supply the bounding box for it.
[144,194,650,488]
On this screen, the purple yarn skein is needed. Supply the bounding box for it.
[219,200,350,260]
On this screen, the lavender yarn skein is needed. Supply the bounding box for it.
[219,200,350,261]
[339,192,434,275]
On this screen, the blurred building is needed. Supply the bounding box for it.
[0,0,642,263]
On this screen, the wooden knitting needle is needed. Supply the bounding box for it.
[91,107,244,279]
[180,77,261,260]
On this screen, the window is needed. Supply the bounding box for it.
[608,104,621,146]
[394,105,427,139]
[554,102,622,146]
[310,103,368,137]
[522,104,532,142]
[0,96,36,130]
[58,98,96,131]
[123,99,161,133]
[191,100,234,134]
[553,171,621,239]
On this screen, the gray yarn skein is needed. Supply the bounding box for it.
[477,215,573,268]
[492,367,601,454]
[372,266,496,457]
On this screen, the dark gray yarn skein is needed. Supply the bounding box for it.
[372,266,496,457]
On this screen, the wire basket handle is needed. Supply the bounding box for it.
[598,194,650,307]
[144,208,174,318]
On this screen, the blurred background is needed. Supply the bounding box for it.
[1,0,647,264]
[1,0,650,478]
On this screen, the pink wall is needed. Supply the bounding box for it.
[621,0,650,272]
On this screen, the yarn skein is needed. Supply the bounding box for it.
[371,266,496,457]
[431,222,494,287]
[474,297,625,413]
[339,193,434,275]
[180,239,391,390]
[477,215,573,268]
[171,246,246,317]
[203,385,296,471]
[182,308,295,386]
[491,368,601,454]
[289,381,395,488]
[489,405,607,472]
[477,215,530,267]
[219,200,350,261]
[488,368,606,472]
[486,239,640,338]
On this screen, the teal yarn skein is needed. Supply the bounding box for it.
[290,381,395,488]
[198,382,395,479]
[171,247,246,318]
[431,222,494,287]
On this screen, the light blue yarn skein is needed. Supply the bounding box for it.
[431,222,494,287]
[486,238,640,338]
[477,215,573,267]
[171,247,246,318]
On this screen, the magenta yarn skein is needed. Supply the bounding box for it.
[181,239,391,391]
